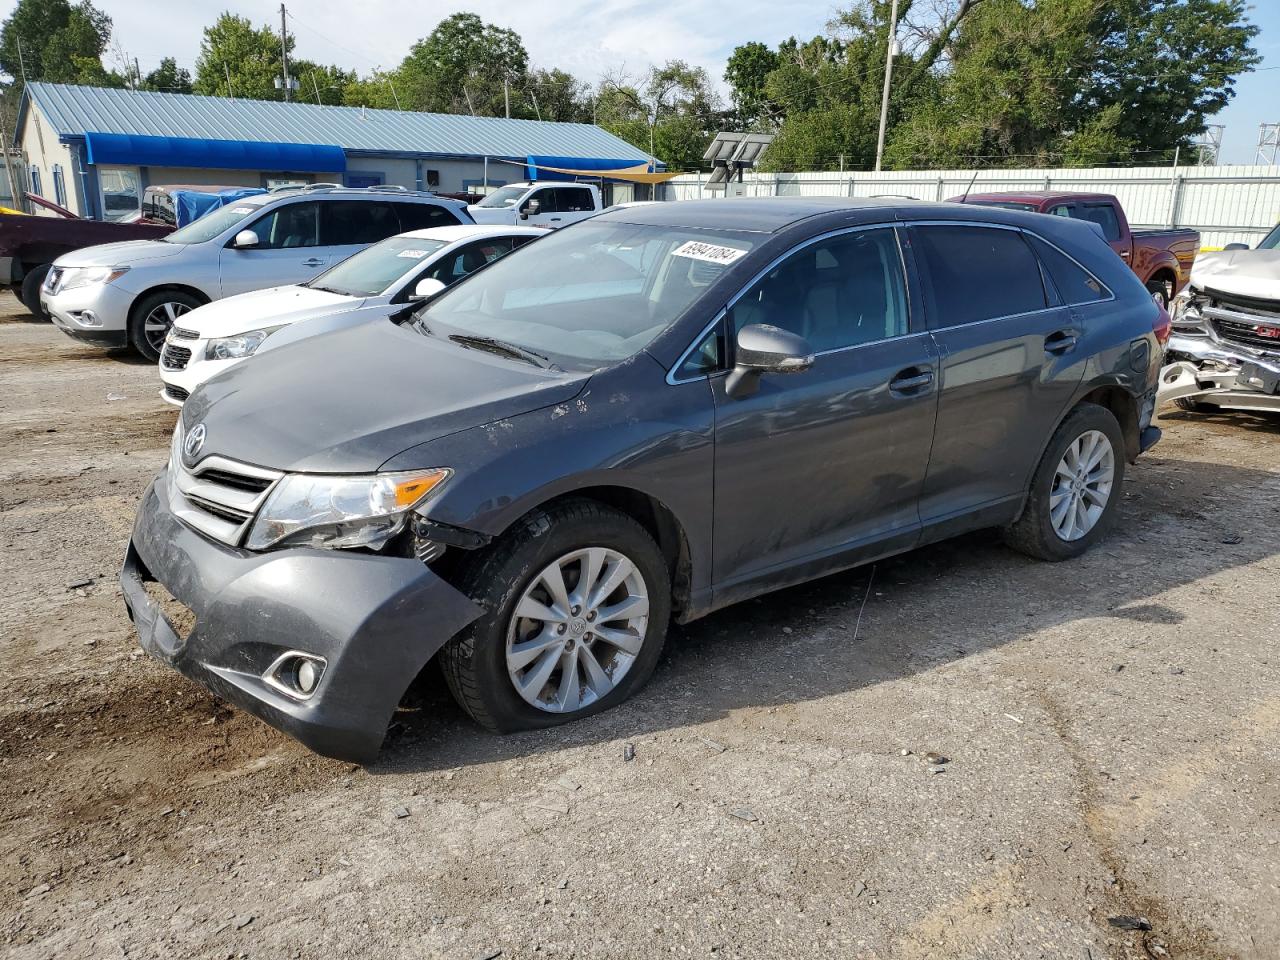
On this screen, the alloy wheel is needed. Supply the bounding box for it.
[1050,429,1115,541]
[505,547,649,713]
[144,301,193,354]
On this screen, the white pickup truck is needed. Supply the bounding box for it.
[467,182,601,229]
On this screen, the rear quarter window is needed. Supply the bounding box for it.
[1025,234,1110,305]
[912,225,1048,327]
[396,202,463,230]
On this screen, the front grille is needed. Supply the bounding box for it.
[164,384,190,403]
[161,343,192,371]
[1210,317,1280,352]
[1204,288,1280,354]
[165,424,283,546]
[169,326,199,340]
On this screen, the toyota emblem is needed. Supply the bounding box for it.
[183,423,207,461]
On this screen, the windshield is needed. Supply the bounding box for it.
[475,185,529,209]
[1259,224,1280,250]
[417,221,757,369]
[308,236,449,297]
[163,201,265,244]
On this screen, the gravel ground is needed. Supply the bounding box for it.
[2,294,1278,960]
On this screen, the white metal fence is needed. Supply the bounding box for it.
[660,165,1280,249]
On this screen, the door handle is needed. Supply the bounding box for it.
[888,368,934,395]
[302,257,325,267]
[1045,329,1079,355]
[549,217,562,222]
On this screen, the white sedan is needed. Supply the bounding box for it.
[157,225,544,405]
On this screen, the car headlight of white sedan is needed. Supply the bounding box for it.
[205,326,283,360]
[245,469,451,551]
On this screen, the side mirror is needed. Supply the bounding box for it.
[1223,242,1250,251]
[410,277,447,301]
[232,229,260,250]
[520,198,540,220]
[726,323,815,399]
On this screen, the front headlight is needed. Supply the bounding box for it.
[245,469,450,551]
[58,266,130,292]
[206,327,281,360]
[1171,289,1207,330]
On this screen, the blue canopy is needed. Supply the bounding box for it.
[171,187,267,227]
[85,132,346,173]
[525,154,658,182]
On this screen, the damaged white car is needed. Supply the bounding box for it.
[1159,224,1280,415]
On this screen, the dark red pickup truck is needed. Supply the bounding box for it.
[951,191,1199,307]
[0,196,171,316]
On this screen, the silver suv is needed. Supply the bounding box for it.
[42,185,472,360]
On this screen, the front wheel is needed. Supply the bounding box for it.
[1146,280,1170,310]
[1004,403,1126,561]
[19,264,50,319]
[440,499,671,732]
[128,290,203,362]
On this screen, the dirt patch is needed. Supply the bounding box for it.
[2,295,1278,960]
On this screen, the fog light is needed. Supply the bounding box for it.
[263,651,326,700]
[76,310,101,327]
[296,658,319,694]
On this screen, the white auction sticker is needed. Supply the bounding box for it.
[229,206,255,214]
[671,240,748,266]
[396,249,431,258]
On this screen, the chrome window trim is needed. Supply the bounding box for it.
[1017,228,1116,307]
[665,220,907,384]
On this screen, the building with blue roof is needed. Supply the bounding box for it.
[16,82,659,220]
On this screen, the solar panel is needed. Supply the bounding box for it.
[702,132,775,187]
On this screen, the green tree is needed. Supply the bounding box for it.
[597,61,723,169]
[193,13,286,100]
[143,56,192,94]
[396,12,529,115]
[524,68,590,122]
[0,0,117,89]
[724,40,779,129]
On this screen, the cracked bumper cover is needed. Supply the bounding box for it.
[120,478,483,763]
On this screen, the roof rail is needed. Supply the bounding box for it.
[365,184,409,193]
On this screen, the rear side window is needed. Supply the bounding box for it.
[1073,204,1121,243]
[913,225,1047,327]
[395,202,463,230]
[558,187,596,212]
[1025,233,1110,304]
[321,201,399,246]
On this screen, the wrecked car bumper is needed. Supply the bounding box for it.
[120,479,482,763]
[1160,333,1280,413]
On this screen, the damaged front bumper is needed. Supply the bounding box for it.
[120,478,483,763]
[1159,332,1280,414]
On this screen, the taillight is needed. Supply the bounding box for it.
[1152,303,1171,345]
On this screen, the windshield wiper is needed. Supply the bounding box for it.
[448,334,551,368]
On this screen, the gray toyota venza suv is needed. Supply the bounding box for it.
[122,198,1166,762]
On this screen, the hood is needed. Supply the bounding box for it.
[467,205,518,225]
[1189,249,1280,302]
[54,239,187,268]
[183,320,588,473]
[180,285,360,338]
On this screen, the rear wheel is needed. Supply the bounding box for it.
[19,264,50,319]
[1146,279,1171,309]
[1004,403,1126,562]
[128,290,202,362]
[440,499,671,733]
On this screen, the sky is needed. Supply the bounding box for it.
[4,0,1277,165]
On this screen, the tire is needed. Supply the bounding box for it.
[1003,403,1126,562]
[127,290,203,362]
[440,498,671,733]
[19,264,50,320]
[1173,397,1214,413]
[1146,279,1170,309]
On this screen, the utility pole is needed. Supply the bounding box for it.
[503,77,510,119]
[15,36,28,84]
[874,0,900,173]
[134,58,142,91]
[387,76,401,110]
[224,62,235,99]
[279,3,291,102]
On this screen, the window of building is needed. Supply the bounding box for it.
[912,225,1048,327]
[98,167,142,221]
[29,165,42,197]
[426,169,440,187]
[51,164,67,208]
